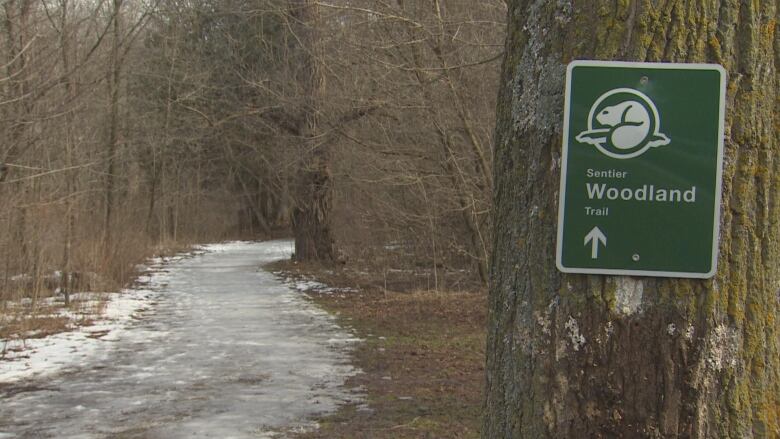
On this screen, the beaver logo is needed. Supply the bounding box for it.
[575,88,670,159]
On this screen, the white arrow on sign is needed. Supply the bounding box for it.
[584,226,607,259]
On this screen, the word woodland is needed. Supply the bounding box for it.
[586,183,697,203]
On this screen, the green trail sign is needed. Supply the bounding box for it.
[556,61,727,279]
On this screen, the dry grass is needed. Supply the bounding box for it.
[0,294,108,342]
[0,235,193,344]
[0,211,279,344]
[272,261,487,439]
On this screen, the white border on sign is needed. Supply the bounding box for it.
[555,60,727,279]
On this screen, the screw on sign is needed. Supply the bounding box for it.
[556,61,727,279]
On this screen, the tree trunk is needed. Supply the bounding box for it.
[407,32,490,284]
[3,0,32,278]
[289,0,334,262]
[484,2,778,438]
[60,0,75,307]
[292,149,334,261]
[104,0,122,244]
[237,171,271,235]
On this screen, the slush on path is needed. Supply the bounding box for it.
[0,240,360,438]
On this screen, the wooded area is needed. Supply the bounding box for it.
[0,0,505,309]
[2,0,779,437]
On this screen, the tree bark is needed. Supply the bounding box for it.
[2,0,33,276]
[289,0,335,262]
[104,0,122,244]
[59,0,76,307]
[484,1,779,438]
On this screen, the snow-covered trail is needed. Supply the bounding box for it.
[0,241,360,438]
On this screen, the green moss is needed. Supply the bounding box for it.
[488,1,780,437]
[708,35,725,64]
[602,280,618,314]
[763,19,776,45]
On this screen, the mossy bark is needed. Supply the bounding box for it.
[484,1,779,438]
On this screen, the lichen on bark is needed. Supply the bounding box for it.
[484,1,779,438]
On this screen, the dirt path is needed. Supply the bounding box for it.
[0,241,359,438]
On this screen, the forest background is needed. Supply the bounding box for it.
[0,0,506,316]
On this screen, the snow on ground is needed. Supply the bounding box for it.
[281,277,358,296]
[0,247,222,382]
[0,253,187,383]
[0,240,362,438]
